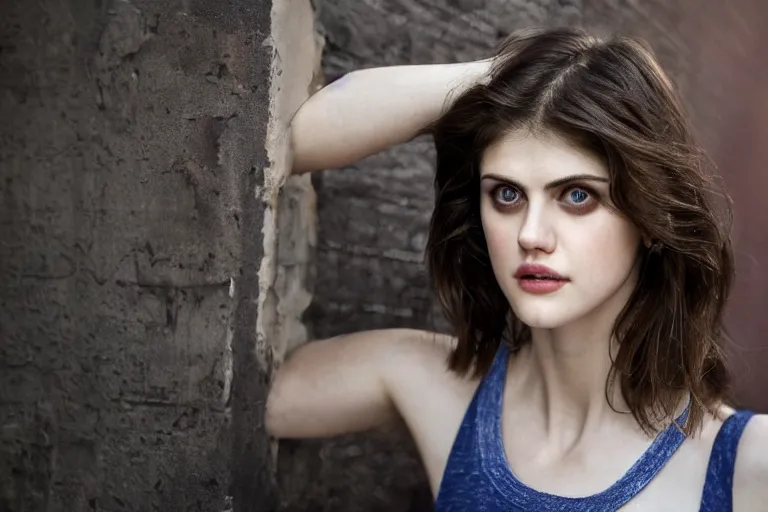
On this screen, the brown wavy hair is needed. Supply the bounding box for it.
[425,27,734,434]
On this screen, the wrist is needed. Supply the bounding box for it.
[443,59,491,109]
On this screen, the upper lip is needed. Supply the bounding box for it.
[514,263,567,280]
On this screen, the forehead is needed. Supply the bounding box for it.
[480,129,609,182]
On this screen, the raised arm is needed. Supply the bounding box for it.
[290,60,491,174]
[269,60,490,440]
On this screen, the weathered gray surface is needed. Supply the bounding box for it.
[0,0,275,510]
[280,0,768,510]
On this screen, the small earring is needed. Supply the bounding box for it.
[649,242,663,255]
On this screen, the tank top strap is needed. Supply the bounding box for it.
[700,410,755,512]
[475,342,511,417]
[435,342,510,506]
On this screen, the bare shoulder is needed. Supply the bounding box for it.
[381,328,478,400]
[733,413,768,511]
[382,328,456,369]
[381,329,482,494]
[682,406,768,511]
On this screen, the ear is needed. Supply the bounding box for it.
[641,235,663,255]
[642,235,653,249]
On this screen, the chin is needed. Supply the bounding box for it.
[509,299,584,330]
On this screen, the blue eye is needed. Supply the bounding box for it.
[567,188,589,204]
[494,186,520,205]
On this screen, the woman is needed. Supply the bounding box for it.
[266,28,767,511]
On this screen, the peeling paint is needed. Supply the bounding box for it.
[222,326,234,408]
[262,0,321,365]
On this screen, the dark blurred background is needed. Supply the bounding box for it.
[284,1,768,510]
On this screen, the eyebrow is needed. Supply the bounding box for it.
[480,173,609,191]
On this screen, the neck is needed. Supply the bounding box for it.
[509,279,636,442]
[523,320,625,428]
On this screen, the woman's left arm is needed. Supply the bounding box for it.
[733,414,768,511]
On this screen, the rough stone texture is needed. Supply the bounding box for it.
[279,1,768,510]
[0,0,276,510]
[270,0,323,362]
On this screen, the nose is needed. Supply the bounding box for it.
[518,204,556,253]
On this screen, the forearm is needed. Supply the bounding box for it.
[290,60,491,174]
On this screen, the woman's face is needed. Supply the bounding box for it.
[480,129,642,330]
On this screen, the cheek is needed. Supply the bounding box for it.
[481,208,519,266]
[572,215,640,275]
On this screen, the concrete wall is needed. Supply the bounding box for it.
[0,0,320,510]
[277,1,768,510]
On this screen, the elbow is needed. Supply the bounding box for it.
[264,406,281,438]
[288,105,317,175]
[265,361,305,438]
[265,376,288,438]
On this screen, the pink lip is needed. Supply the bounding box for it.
[514,263,569,295]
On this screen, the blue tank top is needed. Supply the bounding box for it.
[435,343,754,511]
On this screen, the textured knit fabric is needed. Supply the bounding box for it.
[699,409,755,511]
[434,343,752,511]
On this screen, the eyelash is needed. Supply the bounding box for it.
[490,184,599,210]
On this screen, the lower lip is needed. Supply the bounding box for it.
[516,278,568,294]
